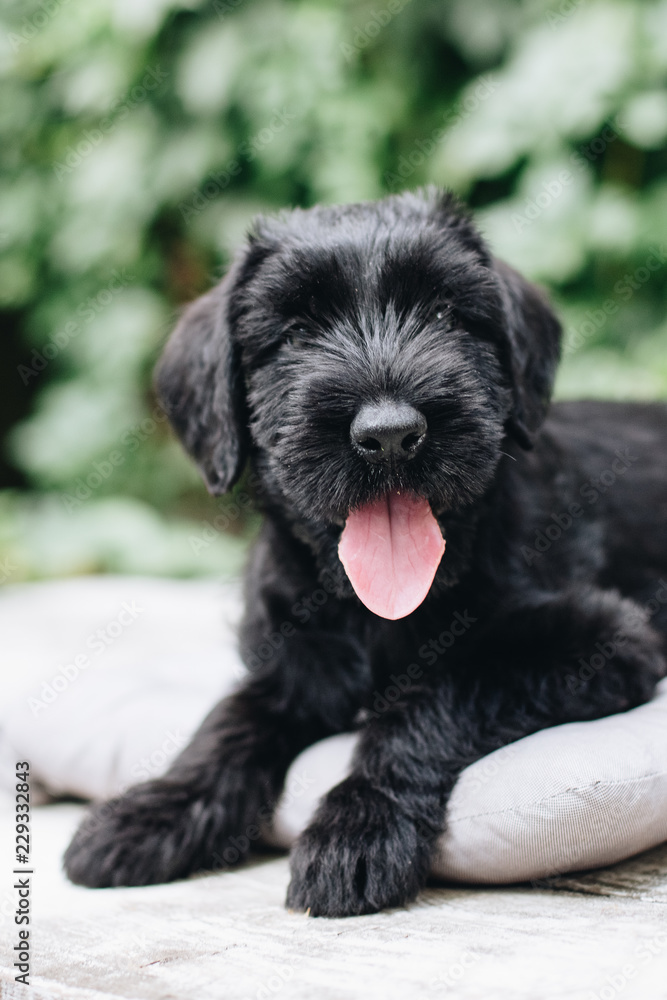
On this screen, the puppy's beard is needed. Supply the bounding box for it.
[338,491,446,619]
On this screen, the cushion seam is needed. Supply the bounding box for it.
[447,769,667,825]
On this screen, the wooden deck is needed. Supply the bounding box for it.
[1,804,666,1000]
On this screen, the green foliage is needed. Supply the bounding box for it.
[1,0,666,582]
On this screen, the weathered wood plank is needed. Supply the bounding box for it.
[1,804,666,1000]
[542,841,667,901]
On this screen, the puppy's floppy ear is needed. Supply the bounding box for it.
[154,261,249,495]
[493,258,562,449]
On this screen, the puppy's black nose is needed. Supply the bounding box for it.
[351,401,427,464]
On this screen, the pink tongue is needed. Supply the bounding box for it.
[338,492,445,620]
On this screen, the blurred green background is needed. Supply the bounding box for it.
[1,0,666,583]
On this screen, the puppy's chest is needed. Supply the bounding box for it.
[363,600,479,687]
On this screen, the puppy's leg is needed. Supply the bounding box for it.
[287,586,665,916]
[64,632,369,887]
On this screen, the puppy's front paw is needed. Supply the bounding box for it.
[286,776,431,917]
[64,779,226,888]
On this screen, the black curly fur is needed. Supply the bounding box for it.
[64,188,667,916]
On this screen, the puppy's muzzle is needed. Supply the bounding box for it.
[351,401,427,465]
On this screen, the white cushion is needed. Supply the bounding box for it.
[1,576,666,883]
[267,683,667,882]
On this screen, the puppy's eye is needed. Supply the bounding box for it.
[285,326,308,348]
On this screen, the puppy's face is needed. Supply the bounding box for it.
[157,190,561,615]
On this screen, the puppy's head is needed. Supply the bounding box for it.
[156,189,561,617]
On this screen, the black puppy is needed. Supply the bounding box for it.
[65,189,667,916]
